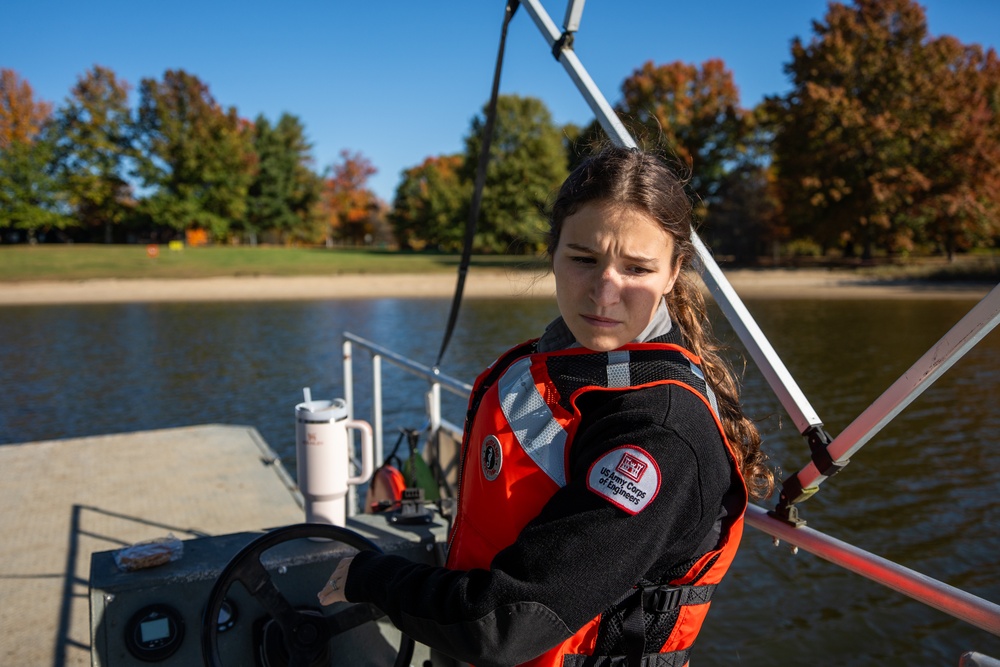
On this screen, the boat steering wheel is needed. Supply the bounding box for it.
[201,523,415,667]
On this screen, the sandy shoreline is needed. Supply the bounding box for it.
[0,268,991,305]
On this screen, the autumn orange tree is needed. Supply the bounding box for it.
[323,150,383,245]
[769,0,1000,259]
[390,154,468,250]
[913,37,1000,259]
[0,69,52,149]
[0,69,67,235]
[615,59,751,214]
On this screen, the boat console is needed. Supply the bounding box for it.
[89,513,452,666]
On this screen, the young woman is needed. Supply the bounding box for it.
[319,146,773,667]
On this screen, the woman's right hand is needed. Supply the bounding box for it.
[317,557,353,606]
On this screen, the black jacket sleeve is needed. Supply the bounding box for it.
[345,383,733,666]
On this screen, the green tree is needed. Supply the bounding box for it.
[462,94,568,254]
[245,113,323,244]
[769,0,1000,259]
[390,154,468,250]
[702,104,785,263]
[54,66,134,243]
[0,128,70,238]
[703,164,783,264]
[133,69,256,240]
[616,59,751,215]
[0,70,68,238]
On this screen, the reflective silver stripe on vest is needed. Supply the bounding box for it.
[496,350,716,489]
[606,350,631,388]
[497,357,568,487]
[688,359,720,415]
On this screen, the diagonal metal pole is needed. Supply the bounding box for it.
[518,0,824,436]
[745,505,1000,637]
[562,0,585,32]
[786,282,1000,496]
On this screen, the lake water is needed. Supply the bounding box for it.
[1,294,997,665]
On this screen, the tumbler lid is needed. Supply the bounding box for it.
[295,398,348,421]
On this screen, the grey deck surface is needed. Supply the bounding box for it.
[0,424,304,667]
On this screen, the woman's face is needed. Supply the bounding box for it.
[552,200,681,351]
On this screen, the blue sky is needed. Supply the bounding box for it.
[3,1,998,202]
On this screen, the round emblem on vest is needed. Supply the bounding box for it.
[481,435,502,481]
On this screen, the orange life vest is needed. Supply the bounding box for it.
[446,341,748,667]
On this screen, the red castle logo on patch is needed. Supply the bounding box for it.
[616,452,647,483]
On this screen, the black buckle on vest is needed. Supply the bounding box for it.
[641,585,682,613]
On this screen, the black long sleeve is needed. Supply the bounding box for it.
[345,383,732,666]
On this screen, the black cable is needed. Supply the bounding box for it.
[434,0,519,369]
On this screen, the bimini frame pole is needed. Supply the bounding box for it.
[518,0,824,438]
[783,283,1000,503]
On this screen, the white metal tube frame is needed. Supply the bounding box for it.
[786,283,1000,499]
[342,339,354,421]
[344,333,473,398]
[746,504,1000,637]
[372,354,384,464]
[341,339,357,516]
[342,331,473,470]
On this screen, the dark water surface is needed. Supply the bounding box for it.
[1,295,997,665]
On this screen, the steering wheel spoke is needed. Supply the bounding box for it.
[232,558,296,622]
[201,523,415,667]
[324,602,387,635]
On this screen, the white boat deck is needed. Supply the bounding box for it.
[0,424,304,667]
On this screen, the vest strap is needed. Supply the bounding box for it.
[619,583,715,667]
[561,649,690,666]
[642,583,717,612]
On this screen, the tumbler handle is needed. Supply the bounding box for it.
[344,419,374,485]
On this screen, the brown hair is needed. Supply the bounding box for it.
[547,146,773,499]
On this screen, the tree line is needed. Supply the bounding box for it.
[2,0,999,261]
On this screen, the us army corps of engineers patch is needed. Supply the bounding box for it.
[586,445,660,514]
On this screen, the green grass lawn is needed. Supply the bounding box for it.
[0,245,548,282]
[2,244,996,284]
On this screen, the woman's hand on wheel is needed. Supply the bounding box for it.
[318,557,353,606]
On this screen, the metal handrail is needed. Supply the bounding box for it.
[342,332,473,461]
[343,332,473,399]
[745,505,1000,637]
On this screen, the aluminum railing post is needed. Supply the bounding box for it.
[342,339,354,421]
[372,354,384,465]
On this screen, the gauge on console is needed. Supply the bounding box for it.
[125,604,185,661]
